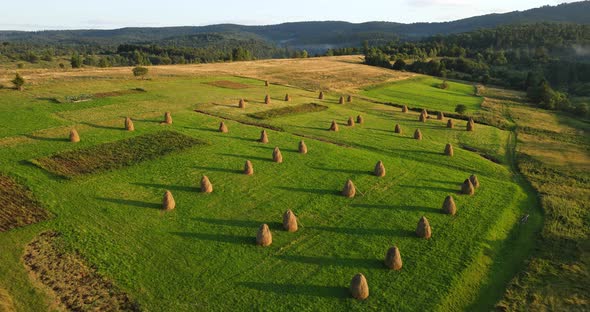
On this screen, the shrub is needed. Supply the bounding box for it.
[132,66,148,79]
[455,104,467,114]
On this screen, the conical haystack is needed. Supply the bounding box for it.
[244,160,254,175]
[285,93,291,101]
[259,130,269,143]
[265,80,269,87]
[469,174,480,188]
[384,246,403,270]
[416,216,432,239]
[298,140,308,154]
[162,190,175,210]
[125,117,135,131]
[461,179,475,195]
[394,124,402,134]
[467,118,475,131]
[239,98,246,109]
[347,116,355,127]
[164,112,172,124]
[447,119,454,128]
[318,91,324,100]
[374,160,386,177]
[256,224,272,246]
[329,120,339,131]
[342,179,356,198]
[219,121,228,133]
[350,273,369,300]
[402,105,408,113]
[414,129,422,140]
[347,95,353,103]
[421,109,429,118]
[437,111,444,120]
[444,143,454,156]
[442,195,456,215]
[264,95,271,105]
[282,209,298,232]
[339,96,344,104]
[69,129,80,143]
[272,147,283,163]
[356,115,364,124]
[419,112,427,122]
[200,175,213,193]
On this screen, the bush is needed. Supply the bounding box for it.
[11,73,25,91]
[439,80,449,89]
[455,104,467,114]
[132,66,148,79]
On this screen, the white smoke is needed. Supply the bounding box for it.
[572,44,590,56]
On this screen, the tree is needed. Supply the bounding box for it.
[11,73,25,91]
[71,53,82,68]
[392,59,406,70]
[455,104,467,114]
[132,66,148,79]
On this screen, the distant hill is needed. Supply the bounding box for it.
[1,1,589,52]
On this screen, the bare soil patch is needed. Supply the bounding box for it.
[0,175,50,232]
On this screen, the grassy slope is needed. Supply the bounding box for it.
[0,72,533,311]
[361,76,482,114]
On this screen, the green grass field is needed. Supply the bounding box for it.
[361,76,482,114]
[0,70,540,311]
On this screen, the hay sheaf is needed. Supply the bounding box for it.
[467,118,475,131]
[284,93,291,101]
[339,96,345,104]
[23,231,140,311]
[437,111,444,120]
[414,129,422,140]
[461,179,475,195]
[298,140,308,154]
[273,147,283,163]
[162,190,175,210]
[265,80,269,87]
[259,130,269,144]
[384,246,403,270]
[347,116,355,127]
[329,120,339,131]
[419,112,427,122]
[69,129,80,143]
[239,98,246,109]
[283,209,298,232]
[402,105,408,113]
[350,273,369,300]
[444,143,454,156]
[256,224,272,246]
[219,121,228,133]
[164,112,172,125]
[264,95,271,105]
[318,91,324,100]
[469,174,480,188]
[342,179,356,198]
[374,160,386,177]
[125,117,134,131]
[443,195,457,215]
[347,95,353,103]
[416,216,432,239]
[394,124,402,134]
[244,160,254,175]
[201,176,213,193]
[356,115,364,124]
[447,119,454,128]
[421,109,429,118]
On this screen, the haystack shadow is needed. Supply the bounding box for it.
[309,225,414,238]
[171,231,253,245]
[277,254,382,269]
[95,197,161,209]
[132,182,196,192]
[275,186,338,196]
[238,282,348,299]
[351,203,440,213]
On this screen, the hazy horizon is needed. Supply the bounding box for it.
[0,0,579,31]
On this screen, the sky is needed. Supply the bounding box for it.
[0,0,579,31]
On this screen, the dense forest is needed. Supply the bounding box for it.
[362,23,590,116]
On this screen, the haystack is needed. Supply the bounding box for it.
[394,124,402,134]
[447,119,454,128]
[342,179,356,198]
[164,112,172,124]
[384,246,402,270]
[125,117,134,131]
[347,116,355,127]
[347,95,353,103]
[239,98,246,109]
[329,120,339,131]
[402,105,408,113]
[421,109,429,118]
[356,115,364,124]
[414,129,422,140]
[442,195,456,215]
[69,129,80,143]
[444,143,454,156]
[273,147,283,163]
[265,95,271,105]
[374,161,386,177]
[162,190,175,210]
[461,179,475,195]
[319,91,324,100]
[219,121,228,133]
[437,111,444,120]
[416,216,432,239]
[244,160,254,175]
[256,224,272,246]
[350,273,369,300]
[419,112,427,122]
[339,96,344,104]
[469,174,480,188]
[285,93,291,101]
[282,209,298,232]
[298,140,308,154]
[201,176,213,193]
[259,130,269,143]
[467,118,475,131]
[265,80,269,87]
